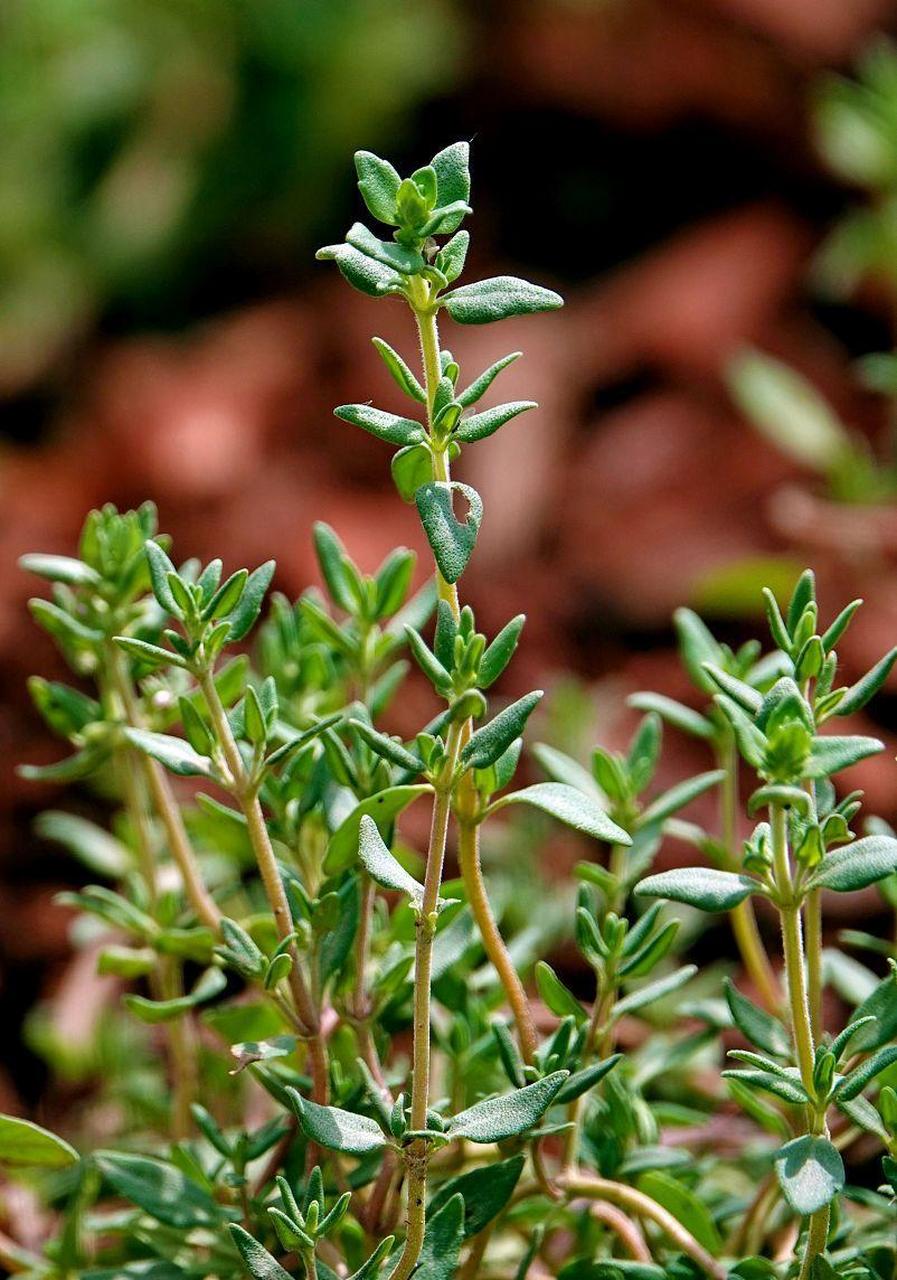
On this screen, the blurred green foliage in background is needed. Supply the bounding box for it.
[0,0,461,394]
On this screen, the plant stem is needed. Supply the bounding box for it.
[390,722,463,1280]
[804,887,824,1041]
[457,818,538,1063]
[559,1173,726,1279]
[108,646,221,933]
[198,669,329,1104]
[719,734,781,1012]
[771,802,830,1272]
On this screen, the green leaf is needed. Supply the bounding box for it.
[124,967,226,1024]
[457,353,522,407]
[324,785,432,874]
[807,835,897,893]
[443,276,564,325]
[35,811,130,878]
[115,635,185,670]
[728,349,850,473]
[432,141,471,231]
[492,782,630,844]
[535,961,586,1024]
[836,646,897,715]
[228,560,275,641]
[346,223,423,275]
[414,1193,464,1280]
[674,607,722,693]
[428,1155,524,1239]
[722,1068,810,1106]
[287,1089,387,1155]
[637,1170,722,1255]
[613,966,697,1017]
[391,443,434,502]
[724,979,791,1058]
[478,615,525,688]
[346,1237,396,1280]
[20,745,107,785]
[415,481,483,584]
[628,693,715,741]
[773,1135,844,1215]
[454,401,537,444]
[358,815,425,906]
[312,523,357,613]
[372,337,426,402]
[334,403,424,447]
[0,1115,78,1168]
[702,664,762,714]
[317,243,401,297]
[554,1055,621,1104]
[354,151,401,224]
[435,230,469,284]
[20,553,100,586]
[461,692,543,770]
[805,734,883,778]
[123,728,213,779]
[637,770,725,828]
[836,1045,897,1101]
[532,743,602,797]
[350,719,423,773]
[636,867,761,912]
[446,1071,568,1143]
[229,1224,292,1280]
[145,540,180,614]
[95,1151,222,1227]
[847,971,897,1050]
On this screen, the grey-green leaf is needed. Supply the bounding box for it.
[229,1225,293,1280]
[415,481,483,584]
[124,728,214,779]
[447,1071,568,1143]
[807,835,897,893]
[462,692,543,770]
[491,782,629,845]
[773,1135,845,1215]
[287,1089,387,1155]
[95,1151,222,1227]
[443,277,564,325]
[358,815,425,905]
[354,151,402,224]
[636,867,761,912]
[454,401,537,444]
[335,404,425,447]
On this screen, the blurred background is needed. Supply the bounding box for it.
[6,0,897,1116]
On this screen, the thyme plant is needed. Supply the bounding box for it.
[6,142,897,1280]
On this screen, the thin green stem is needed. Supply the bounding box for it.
[389,721,463,1280]
[457,819,538,1063]
[198,668,329,1104]
[718,734,781,1012]
[771,802,830,1272]
[109,647,221,933]
[560,1172,726,1279]
[805,887,824,1042]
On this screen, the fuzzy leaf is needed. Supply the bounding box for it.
[847,971,897,1051]
[446,1071,568,1143]
[228,560,275,641]
[804,735,883,779]
[636,867,760,912]
[773,1135,845,1215]
[454,401,537,444]
[95,1152,222,1227]
[836,646,897,715]
[414,1193,464,1280]
[724,979,791,1058]
[637,770,725,828]
[613,966,696,1017]
[358,815,425,905]
[324,784,432,874]
[354,151,401,223]
[836,1045,897,1101]
[287,1089,387,1155]
[492,782,629,844]
[415,481,483,584]
[432,142,471,230]
[124,728,213,778]
[428,1155,524,1239]
[229,1225,292,1280]
[335,404,424,447]
[372,337,426,402]
[317,243,401,297]
[462,692,543,770]
[628,693,715,741]
[807,835,897,893]
[443,276,563,324]
[20,553,100,586]
[554,1055,621,1104]
[535,962,586,1024]
[457,352,522,407]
